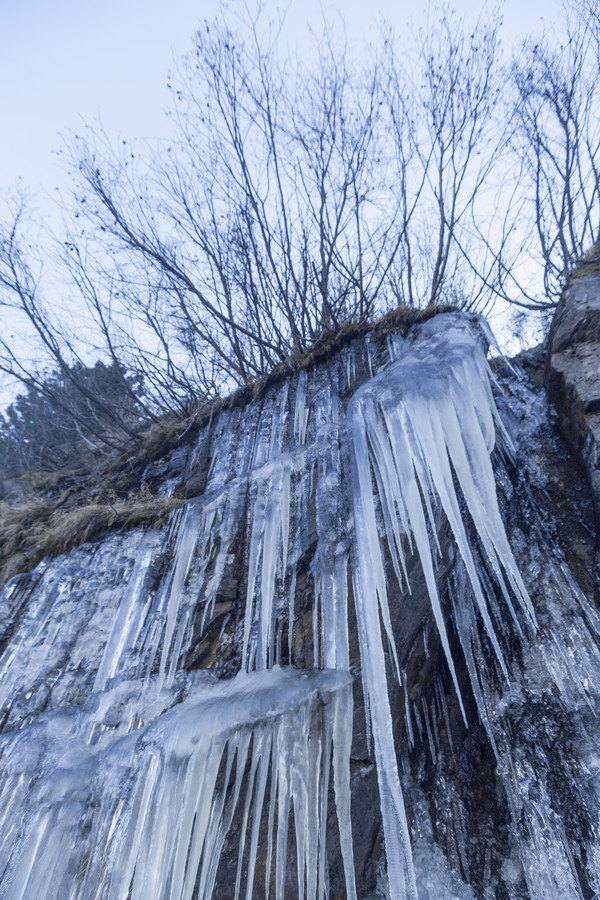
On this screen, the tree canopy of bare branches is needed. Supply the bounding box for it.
[57,3,510,403]
[511,0,600,307]
[1,0,600,470]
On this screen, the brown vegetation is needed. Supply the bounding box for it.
[0,489,180,587]
[571,239,600,278]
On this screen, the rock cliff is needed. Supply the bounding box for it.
[0,288,599,899]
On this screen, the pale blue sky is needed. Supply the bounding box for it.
[1,0,563,204]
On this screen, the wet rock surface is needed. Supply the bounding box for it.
[547,272,600,530]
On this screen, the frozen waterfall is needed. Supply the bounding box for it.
[1,312,600,898]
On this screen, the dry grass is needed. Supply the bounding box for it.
[0,489,181,587]
[571,240,600,278]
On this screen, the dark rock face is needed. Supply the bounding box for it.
[546,272,600,528]
[549,273,600,352]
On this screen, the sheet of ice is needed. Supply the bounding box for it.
[0,668,355,900]
[294,369,310,444]
[0,529,166,722]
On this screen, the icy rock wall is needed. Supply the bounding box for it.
[386,359,600,900]
[546,271,600,527]
[0,339,360,898]
[0,320,370,898]
[1,311,600,899]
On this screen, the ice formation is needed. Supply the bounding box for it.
[349,317,537,898]
[0,667,353,900]
[0,352,357,900]
[1,312,600,898]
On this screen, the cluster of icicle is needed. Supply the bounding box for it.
[349,316,537,898]
[0,665,353,900]
[0,312,571,899]
[0,351,356,899]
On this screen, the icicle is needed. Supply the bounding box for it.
[242,455,293,672]
[346,347,356,388]
[402,670,415,750]
[436,676,454,756]
[365,334,375,377]
[448,567,498,759]
[159,502,202,684]
[332,679,359,900]
[294,369,310,444]
[313,374,350,671]
[430,695,441,757]
[387,331,406,362]
[0,668,354,900]
[422,696,437,766]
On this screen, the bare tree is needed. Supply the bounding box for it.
[8,0,596,437]
[57,4,518,400]
[62,10,402,397]
[0,199,145,451]
[510,1,600,307]
[383,6,511,313]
